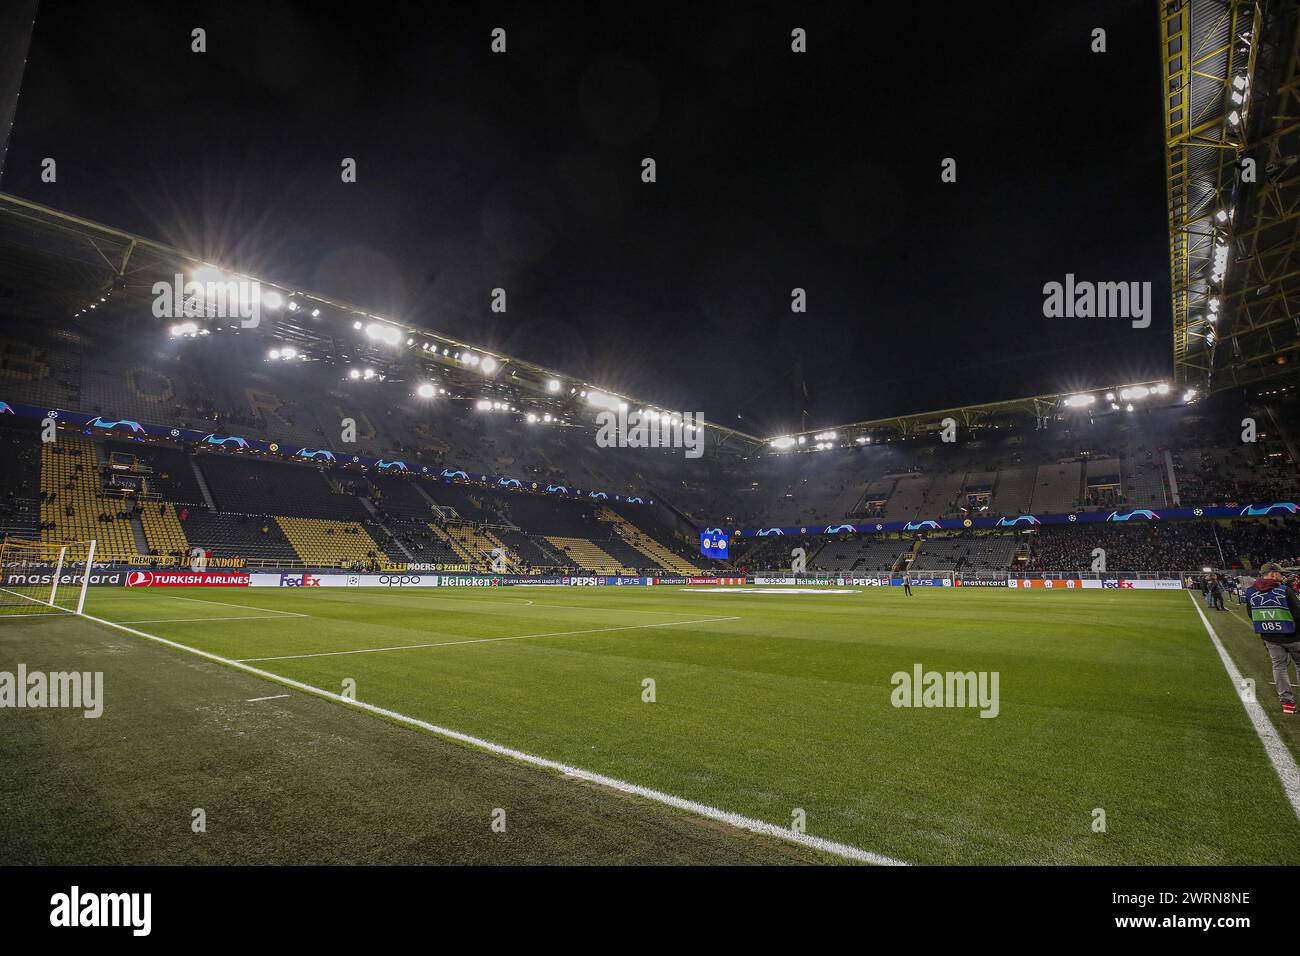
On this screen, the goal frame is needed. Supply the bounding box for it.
[0,538,97,616]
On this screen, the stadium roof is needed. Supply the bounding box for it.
[0,190,1229,461]
[1163,0,1300,390]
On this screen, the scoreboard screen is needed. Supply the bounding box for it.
[700,528,729,560]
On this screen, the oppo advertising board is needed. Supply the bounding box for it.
[248,573,497,588]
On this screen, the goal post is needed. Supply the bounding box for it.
[0,538,98,618]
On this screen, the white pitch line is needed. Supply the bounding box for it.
[77,610,903,865]
[1186,591,1300,821]
[246,694,290,702]
[0,585,56,607]
[117,614,299,625]
[237,616,742,663]
[150,594,307,618]
[315,591,723,616]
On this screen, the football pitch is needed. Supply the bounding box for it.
[4,584,1299,865]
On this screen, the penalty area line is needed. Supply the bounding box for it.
[235,615,743,663]
[1186,591,1300,822]
[77,609,906,866]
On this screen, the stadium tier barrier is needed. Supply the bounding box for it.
[1,567,1197,590]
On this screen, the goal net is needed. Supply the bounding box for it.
[0,538,97,618]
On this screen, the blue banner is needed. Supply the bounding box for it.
[736,503,1299,537]
[0,401,652,507]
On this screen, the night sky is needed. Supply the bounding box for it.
[3,0,1169,438]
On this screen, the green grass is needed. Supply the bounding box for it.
[4,583,1299,864]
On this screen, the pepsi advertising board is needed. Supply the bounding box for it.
[700,527,729,560]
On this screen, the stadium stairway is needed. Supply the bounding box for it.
[427,522,476,567]
[127,510,151,556]
[479,527,523,572]
[354,496,415,561]
[544,536,634,574]
[597,508,701,573]
[189,455,218,510]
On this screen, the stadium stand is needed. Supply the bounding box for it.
[180,511,299,564]
[546,537,633,574]
[599,508,701,574]
[197,452,368,520]
[140,502,188,557]
[1031,461,1082,514]
[989,466,1035,515]
[0,418,41,540]
[39,435,135,559]
[103,439,205,505]
[811,536,910,573]
[276,517,385,567]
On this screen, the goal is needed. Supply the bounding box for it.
[0,538,98,618]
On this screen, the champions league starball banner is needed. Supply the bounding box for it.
[735,502,1300,538]
[0,401,651,508]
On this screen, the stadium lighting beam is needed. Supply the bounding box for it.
[547,379,561,393]
[417,383,436,398]
[365,322,402,346]
[262,291,284,311]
